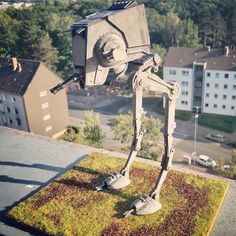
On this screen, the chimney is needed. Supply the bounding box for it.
[12,57,18,71]
[224,46,229,57]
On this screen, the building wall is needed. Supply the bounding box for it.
[23,63,69,137]
[163,66,193,111]
[0,92,29,131]
[202,69,236,116]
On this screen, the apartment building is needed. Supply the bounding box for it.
[163,46,236,116]
[0,57,69,137]
[0,2,33,9]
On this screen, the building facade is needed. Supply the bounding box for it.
[0,57,69,137]
[163,46,236,116]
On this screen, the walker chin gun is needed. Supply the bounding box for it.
[50,72,84,94]
[51,1,180,217]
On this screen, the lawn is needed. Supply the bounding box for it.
[198,114,236,133]
[156,105,192,121]
[8,153,228,236]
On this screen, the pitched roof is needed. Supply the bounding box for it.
[164,47,236,71]
[0,57,40,96]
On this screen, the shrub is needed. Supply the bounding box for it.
[83,110,105,148]
[213,150,236,179]
[63,126,78,142]
[111,112,163,161]
[198,114,236,133]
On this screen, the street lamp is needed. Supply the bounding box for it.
[193,113,199,164]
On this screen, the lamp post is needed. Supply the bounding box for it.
[193,111,199,165]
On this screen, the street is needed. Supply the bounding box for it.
[68,93,234,163]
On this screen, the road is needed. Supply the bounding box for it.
[68,94,233,162]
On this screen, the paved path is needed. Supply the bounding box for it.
[0,127,235,235]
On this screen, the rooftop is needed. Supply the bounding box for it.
[0,57,40,96]
[164,47,236,71]
[0,127,235,235]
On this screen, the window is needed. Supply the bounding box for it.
[41,103,49,109]
[206,93,209,97]
[45,125,52,132]
[14,108,18,114]
[224,84,228,89]
[223,95,227,99]
[11,96,16,102]
[234,74,236,79]
[233,95,236,100]
[215,83,219,89]
[214,94,218,98]
[222,105,226,109]
[224,73,229,79]
[215,73,220,78]
[0,100,2,104]
[182,70,189,76]
[39,91,47,97]
[16,118,21,126]
[207,72,211,77]
[181,81,189,86]
[213,104,217,108]
[233,85,236,90]
[8,119,12,124]
[205,103,209,107]
[182,91,188,95]
[181,101,188,105]
[231,106,235,110]
[43,114,51,121]
[3,94,6,101]
[206,83,210,87]
[6,107,10,113]
[169,70,176,75]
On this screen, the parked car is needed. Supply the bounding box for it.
[228,142,236,148]
[205,133,225,143]
[196,155,216,168]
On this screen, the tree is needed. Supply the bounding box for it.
[16,21,58,69]
[111,113,163,160]
[83,110,105,148]
[0,12,19,57]
[228,6,236,46]
[151,44,167,61]
[177,19,200,47]
[163,12,180,47]
[46,12,74,77]
[145,8,165,44]
[73,0,110,18]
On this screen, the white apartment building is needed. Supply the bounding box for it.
[163,46,236,116]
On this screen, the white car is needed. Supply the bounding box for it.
[196,155,216,168]
[205,133,225,143]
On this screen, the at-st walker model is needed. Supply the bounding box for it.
[51,1,180,217]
